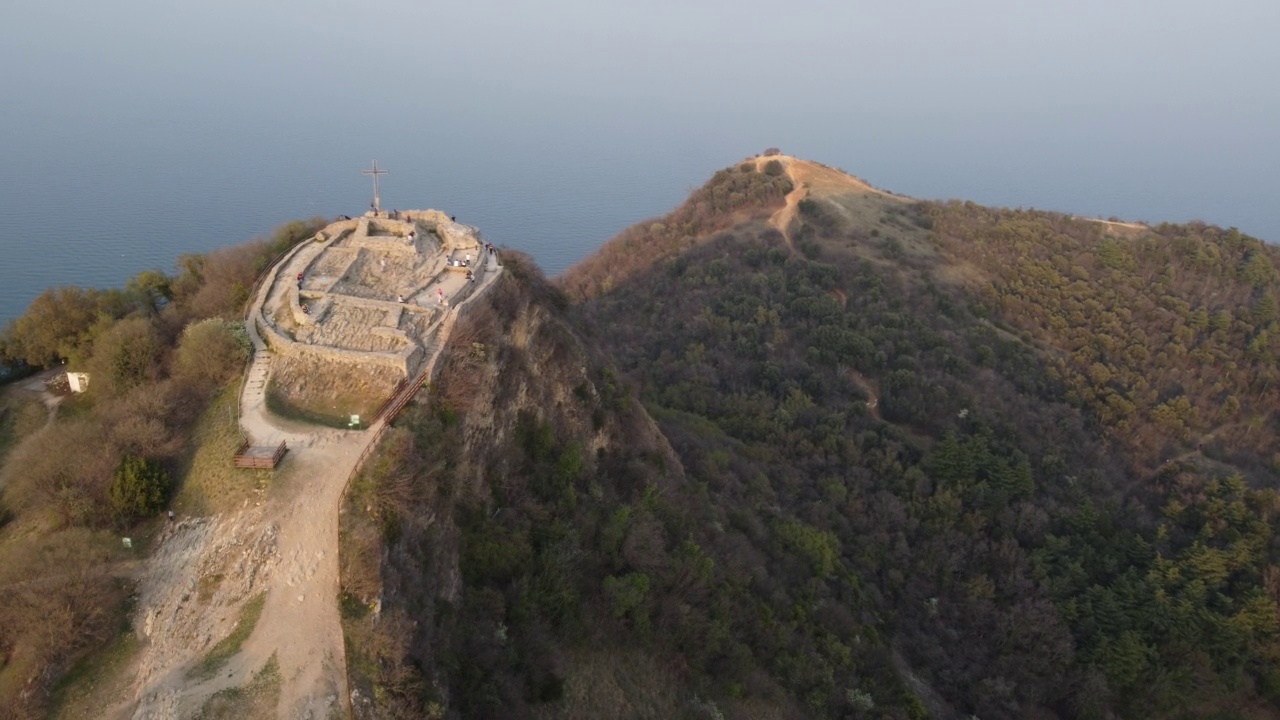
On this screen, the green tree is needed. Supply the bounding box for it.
[87,316,163,396]
[1240,251,1277,286]
[2,286,101,366]
[1252,294,1278,326]
[109,454,170,520]
[173,318,251,389]
[603,572,651,633]
[774,520,840,578]
[126,269,173,314]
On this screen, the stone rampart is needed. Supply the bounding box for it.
[314,219,359,244]
[255,212,501,390]
[421,259,502,384]
[365,219,413,237]
[258,315,418,378]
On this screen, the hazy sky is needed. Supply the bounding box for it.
[2,0,1277,235]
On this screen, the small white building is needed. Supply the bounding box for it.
[66,372,90,393]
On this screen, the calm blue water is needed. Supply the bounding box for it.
[0,105,729,321]
[2,1,1276,323]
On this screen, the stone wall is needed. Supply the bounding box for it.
[257,313,420,379]
[254,212,500,402]
[314,219,359,244]
[268,349,405,420]
[422,260,502,384]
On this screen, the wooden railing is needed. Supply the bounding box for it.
[371,378,408,423]
[383,370,430,425]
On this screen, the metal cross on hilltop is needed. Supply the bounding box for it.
[362,160,389,213]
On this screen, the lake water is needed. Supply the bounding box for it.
[2,1,1276,324]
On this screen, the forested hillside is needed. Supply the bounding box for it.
[563,158,1280,718]
[347,156,1280,720]
[928,203,1280,474]
[340,257,734,718]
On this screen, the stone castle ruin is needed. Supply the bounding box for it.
[252,209,497,420]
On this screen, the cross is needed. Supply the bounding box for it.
[362,160,389,212]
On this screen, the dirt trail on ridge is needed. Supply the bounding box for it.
[757,155,895,252]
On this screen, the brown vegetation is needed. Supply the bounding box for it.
[559,164,792,301]
[0,217,325,717]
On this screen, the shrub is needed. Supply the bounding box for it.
[2,287,102,366]
[763,147,782,156]
[109,454,169,520]
[86,316,163,397]
[173,318,251,391]
[2,419,117,527]
[763,159,785,177]
[774,520,839,578]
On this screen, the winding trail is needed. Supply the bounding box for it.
[758,156,807,254]
[124,233,502,719]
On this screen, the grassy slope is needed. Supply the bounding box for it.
[173,385,274,516]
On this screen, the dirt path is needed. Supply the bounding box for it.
[846,369,881,421]
[121,233,502,719]
[8,367,67,426]
[1076,216,1149,236]
[757,156,807,253]
[126,239,372,718]
[756,155,895,252]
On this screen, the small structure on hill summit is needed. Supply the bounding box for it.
[362,160,389,213]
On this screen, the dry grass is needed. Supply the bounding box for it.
[0,394,49,464]
[0,527,131,718]
[194,652,280,720]
[198,572,226,603]
[172,386,273,517]
[49,631,142,720]
[191,593,267,680]
[266,379,376,429]
[266,354,398,428]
